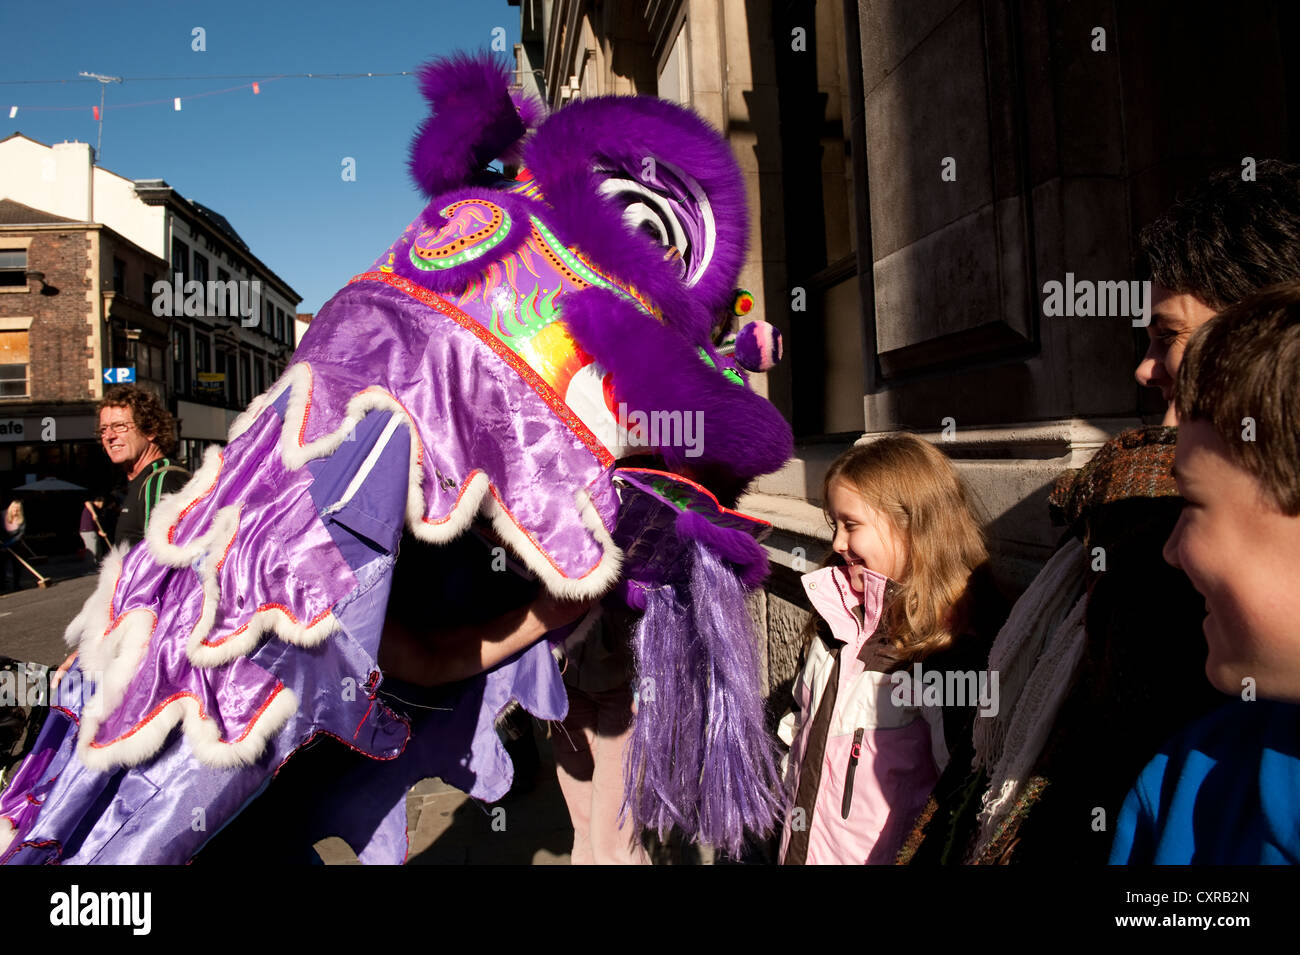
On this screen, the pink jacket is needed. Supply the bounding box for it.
[777,565,947,864]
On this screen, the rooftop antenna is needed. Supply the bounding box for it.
[79,72,123,160]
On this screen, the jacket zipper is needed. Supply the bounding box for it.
[841,727,865,819]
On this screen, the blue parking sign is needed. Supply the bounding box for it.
[103,367,136,384]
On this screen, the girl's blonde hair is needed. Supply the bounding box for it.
[808,433,988,662]
[5,500,22,522]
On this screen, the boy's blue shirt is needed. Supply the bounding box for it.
[1110,699,1300,864]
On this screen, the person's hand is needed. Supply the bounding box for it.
[50,651,78,694]
[530,592,597,633]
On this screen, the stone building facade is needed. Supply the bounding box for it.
[515,0,1299,702]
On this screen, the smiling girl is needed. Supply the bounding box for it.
[778,433,1005,864]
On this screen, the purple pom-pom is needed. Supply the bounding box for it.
[733,321,783,373]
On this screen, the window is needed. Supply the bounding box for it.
[112,257,126,295]
[144,273,156,308]
[253,358,264,395]
[0,249,27,288]
[171,239,189,279]
[0,330,29,397]
[218,349,235,404]
[277,308,287,344]
[172,326,191,396]
[195,333,211,372]
[238,353,251,406]
[193,252,208,287]
[658,25,692,105]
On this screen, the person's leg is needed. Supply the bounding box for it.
[588,682,649,865]
[551,685,598,864]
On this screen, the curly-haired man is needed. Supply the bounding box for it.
[97,386,189,547]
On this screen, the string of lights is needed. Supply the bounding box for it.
[2,71,415,114]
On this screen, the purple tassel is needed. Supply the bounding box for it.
[623,584,701,838]
[688,542,784,852]
[623,539,783,857]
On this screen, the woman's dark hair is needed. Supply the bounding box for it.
[1138,159,1300,309]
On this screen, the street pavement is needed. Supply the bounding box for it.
[0,554,99,665]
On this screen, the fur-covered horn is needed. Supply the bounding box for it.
[408,52,544,197]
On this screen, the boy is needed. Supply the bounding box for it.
[1110,282,1300,864]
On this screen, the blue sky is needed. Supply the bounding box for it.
[0,0,521,312]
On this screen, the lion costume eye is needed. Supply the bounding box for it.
[597,176,691,278]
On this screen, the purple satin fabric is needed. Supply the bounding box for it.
[0,161,777,863]
[294,279,617,582]
[1,258,596,862]
[294,638,569,864]
[91,407,355,750]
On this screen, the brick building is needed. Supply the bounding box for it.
[0,196,169,548]
[0,133,301,553]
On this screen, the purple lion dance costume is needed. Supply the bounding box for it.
[0,53,792,863]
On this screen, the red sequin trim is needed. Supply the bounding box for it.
[170,450,224,544]
[617,466,772,527]
[213,516,239,574]
[298,372,315,447]
[202,604,333,648]
[352,698,376,740]
[90,682,287,748]
[487,482,608,582]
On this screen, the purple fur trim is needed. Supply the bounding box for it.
[561,287,793,479]
[677,510,770,590]
[524,95,749,332]
[392,187,535,294]
[509,88,547,131]
[409,52,528,197]
[623,540,783,856]
[501,90,547,166]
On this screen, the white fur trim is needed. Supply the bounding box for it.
[272,361,621,598]
[70,357,621,771]
[477,483,622,600]
[76,683,299,772]
[0,816,15,858]
[64,543,127,649]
